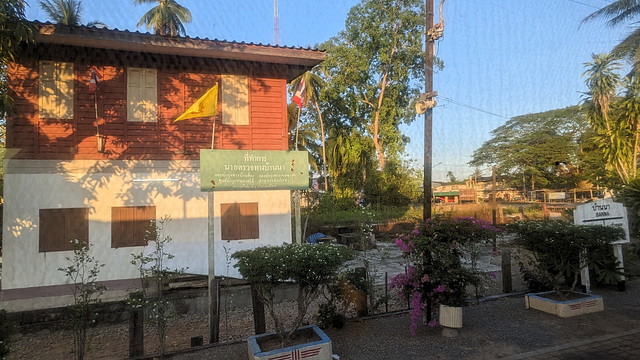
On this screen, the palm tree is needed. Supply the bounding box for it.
[134,0,192,36]
[582,1,640,75]
[582,53,633,183]
[39,0,105,27]
[619,75,640,177]
[290,71,329,190]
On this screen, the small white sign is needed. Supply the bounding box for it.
[574,199,630,244]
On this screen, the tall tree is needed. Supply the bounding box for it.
[582,1,640,75]
[319,0,428,171]
[39,0,105,27]
[619,75,640,176]
[581,53,633,183]
[1,0,33,137]
[469,106,600,190]
[39,0,81,26]
[134,0,192,36]
[290,71,329,190]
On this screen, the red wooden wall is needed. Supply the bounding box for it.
[7,59,289,160]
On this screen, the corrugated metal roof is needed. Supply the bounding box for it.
[31,21,325,69]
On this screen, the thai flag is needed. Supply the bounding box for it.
[89,66,102,93]
[292,78,306,108]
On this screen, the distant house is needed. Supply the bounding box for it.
[2,22,324,306]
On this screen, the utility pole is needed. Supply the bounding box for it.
[424,0,445,221]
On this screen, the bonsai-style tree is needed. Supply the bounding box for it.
[233,243,351,346]
[390,216,500,334]
[508,220,625,300]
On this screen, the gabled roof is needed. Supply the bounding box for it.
[32,21,325,76]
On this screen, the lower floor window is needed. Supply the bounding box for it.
[39,208,89,252]
[221,202,259,240]
[111,206,156,248]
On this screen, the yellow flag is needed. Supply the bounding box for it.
[175,84,218,121]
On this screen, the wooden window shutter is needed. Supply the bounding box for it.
[239,203,259,239]
[111,206,156,248]
[38,61,56,118]
[57,62,74,119]
[127,68,157,122]
[221,75,249,125]
[221,202,258,240]
[143,69,157,122]
[39,208,89,252]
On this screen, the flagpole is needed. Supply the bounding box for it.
[95,90,99,137]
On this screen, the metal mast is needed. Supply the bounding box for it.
[274,0,279,46]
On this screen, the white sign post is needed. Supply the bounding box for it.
[574,199,630,293]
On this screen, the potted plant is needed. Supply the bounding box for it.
[508,220,625,318]
[232,243,351,360]
[390,216,500,335]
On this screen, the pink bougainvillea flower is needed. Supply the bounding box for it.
[411,229,420,235]
[435,284,446,293]
[428,319,437,327]
[421,274,430,283]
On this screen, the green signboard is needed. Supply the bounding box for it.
[200,149,310,191]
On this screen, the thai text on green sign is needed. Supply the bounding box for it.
[200,149,309,191]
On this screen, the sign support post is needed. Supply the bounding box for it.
[574,199,630,293]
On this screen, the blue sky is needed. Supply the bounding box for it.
[25,0,630,181]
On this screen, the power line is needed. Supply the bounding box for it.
[567,0,599,9]
[438,97,510,119]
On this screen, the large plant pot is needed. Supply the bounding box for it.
[439,304,462,328]
[247,324,332,360]
[525,291,604,318]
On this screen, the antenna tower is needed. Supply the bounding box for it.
[274,0,280,45]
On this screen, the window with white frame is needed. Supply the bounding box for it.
[221,75,249,125]
[39,61,74,119]
[127,67,157,122]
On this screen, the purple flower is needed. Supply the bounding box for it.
[490,271,497,279]
[428,319,437,327]
[421,274,430,283]
[435,284,446,293]
[411,229,420,235]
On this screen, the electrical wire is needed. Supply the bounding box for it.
[567,0,599,9]
[438,96,510,119]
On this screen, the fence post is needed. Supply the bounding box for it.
[210,278,221,343]
[251,283,266,334]
[501,249,512,293]
[129,292,144,357]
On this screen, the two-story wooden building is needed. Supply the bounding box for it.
[2,22,324,306]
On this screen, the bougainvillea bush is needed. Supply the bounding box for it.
[390,216,500,334]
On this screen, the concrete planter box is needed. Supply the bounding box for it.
[439,304,463,328]
[525,291,604,318]
[247,324,332,360]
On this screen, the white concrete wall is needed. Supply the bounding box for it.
[2,159,292,290]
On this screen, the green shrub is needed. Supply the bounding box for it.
[233,243,352,346]
[508,220,625,299]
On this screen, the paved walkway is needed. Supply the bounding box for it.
[505,329,640,360]
[172,278,640,360]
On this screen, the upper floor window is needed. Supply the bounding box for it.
[39,61,74,119]
[127,68,157,122]
[221,75,249,125]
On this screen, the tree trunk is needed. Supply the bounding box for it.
[313,100,329,191]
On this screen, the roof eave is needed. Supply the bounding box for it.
[34,24,325,69]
